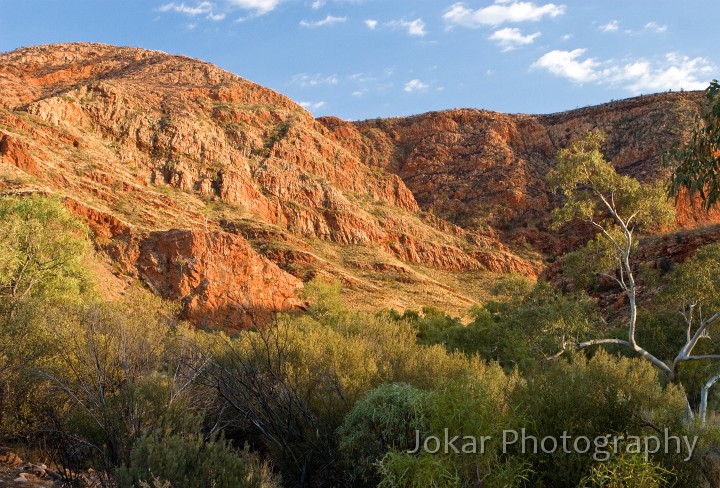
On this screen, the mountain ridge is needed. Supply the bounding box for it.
[0,43,715,327]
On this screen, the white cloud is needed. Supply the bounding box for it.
[348,72,376,83]
[489,27,540,51]
[599,20,619,32]
[227,0,281,15]
[644,21,668,33]
[291,73,339,87]
[365,19,378,29]
[299,15,346,27]
[387,18,426,36]
[309,0,366,10]
[532,49,715,93]
[299,101,326,110]
[443,1,565,28]
[158,1,214,16]
[207,12,226,20]
[561,33,573,40]
[532,48,599,83]
[404,79,429,92]
[619,54,713,92]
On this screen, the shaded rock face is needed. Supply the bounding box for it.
[109,228,302,330]
[0,134,40,176]
[321,92,707,254]
[65,198,302,328]
[0,43,540,325]
[0,42,716,326]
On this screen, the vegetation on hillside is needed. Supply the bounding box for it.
[4,193,720,487]
[7,88,720,486]
[668,79,720,210]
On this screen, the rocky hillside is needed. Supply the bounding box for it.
[0,43,715,327]
[322,91,709,255]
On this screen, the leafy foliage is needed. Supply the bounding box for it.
[412,282,604,370]
[579,451,674,488]
[515,351,688,486]
[641,243,720,407]
[117,431,278,488]
[337,383,430,486]
[0,195,91,317]
[667,80,720,210]
[376,375,528,488]
[549,131,674,234]
[0,196,95,437]
[43,291,177,461]
[548,130,673,288]
[3,195,720,487]
[484,282,604,365]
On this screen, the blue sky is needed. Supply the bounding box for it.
[0,0,717,120]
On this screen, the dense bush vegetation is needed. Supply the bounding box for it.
[3,195,720,487]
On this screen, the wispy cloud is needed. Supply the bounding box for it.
[599,20,619,32]
[365,19,378,29]
[308,0,366,11]
[158,1,229,22]
[364,18,426,36]
[387,18,427,36]
[348,72,376,83]
[299,15,346,27]
[404,79,429,92]
[291,73,340,87]
[158,0,278,21]
[299,100,327,110]
[532,49,715,93]
[443,1,565,28]
[228,0,281,15]
[158,1,213,15]
[490,27,540,51]
[644,21,668,33]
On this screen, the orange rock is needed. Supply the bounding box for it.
[19,43,715,324]
[106,228,303,330]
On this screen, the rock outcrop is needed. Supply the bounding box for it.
[1,43,717,325]
[0,43,539,324]
[322,92,707,254]
[107,228,302,330]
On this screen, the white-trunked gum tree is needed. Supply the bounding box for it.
[548,130,720,423]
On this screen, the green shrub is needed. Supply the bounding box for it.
[338,383,430,486]
[413,306,463,345]
[579,451,674,487]
[0,195,95,438]
[209,296,521,485]
[376,375,529,488]
[117,431,279,488]
[515,350,687,486]
[301,277,345,322]
[378,453,462,488]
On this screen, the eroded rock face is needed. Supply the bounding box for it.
[0,43,540,325]
[0,134,40,176]
[322,92,708,254]
[61,198,302,328]
[0,44,517,268]
[2,42,715,326]
[106,228,303,330]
